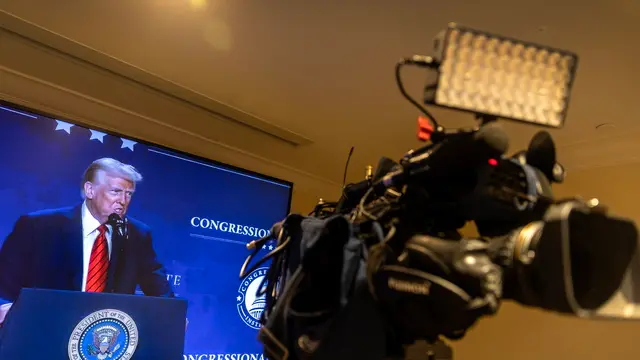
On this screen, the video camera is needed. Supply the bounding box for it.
[239,23,640,360]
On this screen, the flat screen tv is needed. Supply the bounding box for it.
[0,101,292,359]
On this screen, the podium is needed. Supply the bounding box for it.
[0,288,188,359]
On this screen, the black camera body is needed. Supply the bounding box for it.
[239,121,637,360]
[239,25,639,359]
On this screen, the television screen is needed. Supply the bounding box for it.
[0,102,292,359]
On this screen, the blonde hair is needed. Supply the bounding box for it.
[81,158,143,198]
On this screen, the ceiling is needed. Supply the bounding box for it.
[2,0,639,189]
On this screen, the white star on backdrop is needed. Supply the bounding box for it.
[51,120,140,152]
[89,129,107,143]
[121,138,137,151]
[55,120,74,134]
[237,296,241,301]
[268,245,274,251]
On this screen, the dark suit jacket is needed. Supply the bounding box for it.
[0,204,174,303]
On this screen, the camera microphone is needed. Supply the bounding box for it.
[526,131,557,182]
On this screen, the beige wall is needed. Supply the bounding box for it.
[3,21,640,360]
[555,163,640,223]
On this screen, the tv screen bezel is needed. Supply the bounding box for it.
[0,99,294,215]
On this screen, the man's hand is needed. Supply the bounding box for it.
[0,303,12,325]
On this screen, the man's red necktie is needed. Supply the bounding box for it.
[86,224,109,292]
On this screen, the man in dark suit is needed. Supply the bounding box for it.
[0,157,173,323]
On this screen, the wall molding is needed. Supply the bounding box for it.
[0,65,332,182]
[0,9,313,147]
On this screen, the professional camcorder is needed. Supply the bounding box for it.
[239,23,640,360]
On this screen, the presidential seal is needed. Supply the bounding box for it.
[236,267,268,329]
[68,309,139,360]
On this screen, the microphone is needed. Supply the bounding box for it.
[108,213,128,239]
[526,131,556,182]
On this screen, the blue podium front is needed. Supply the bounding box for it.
[0,288,187,359]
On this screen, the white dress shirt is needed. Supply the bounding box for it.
[81,201,112,292]
[0,303,11,324]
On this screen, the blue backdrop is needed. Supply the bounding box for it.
[0,104,292,358]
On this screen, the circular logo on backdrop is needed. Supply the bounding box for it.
[68,309,139,360]
[237,267,268,329]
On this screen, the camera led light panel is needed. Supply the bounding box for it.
[426,23,579,128]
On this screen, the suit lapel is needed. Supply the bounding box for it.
[64,205,84,291]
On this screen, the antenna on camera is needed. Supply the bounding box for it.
[342,146,355,188]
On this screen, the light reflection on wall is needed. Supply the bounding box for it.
[189,0,208,10]
[202,19,232,52]
[151,0,233,52]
